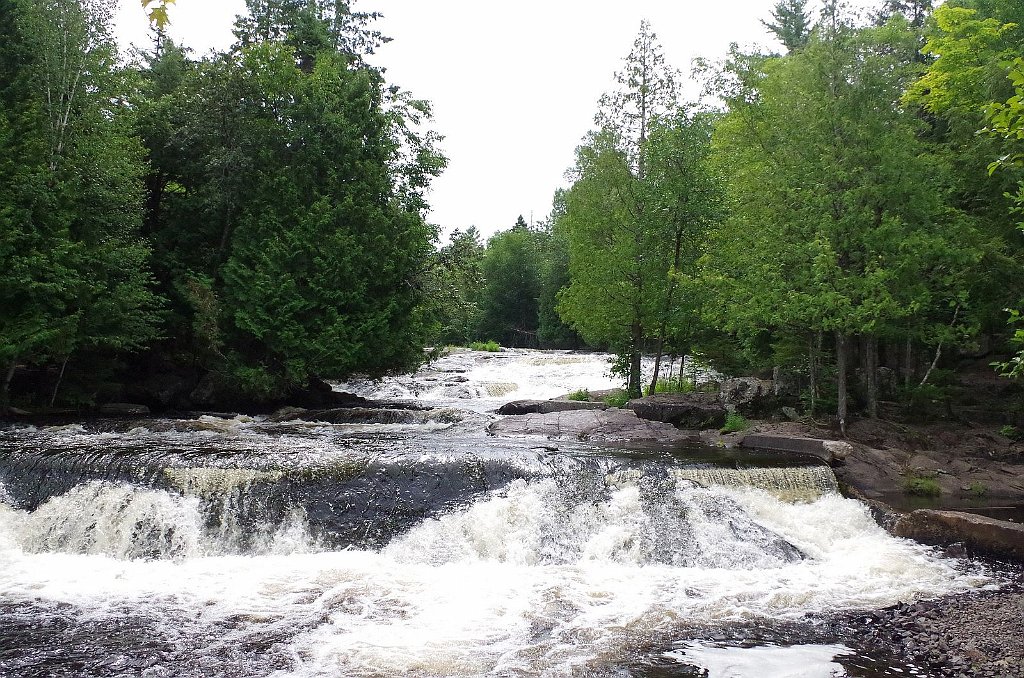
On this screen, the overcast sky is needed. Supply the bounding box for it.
[115,0,881,240]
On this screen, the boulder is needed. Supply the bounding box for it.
[718,376,777,415]
[627,393,727,429]
[290,378,371,409]
[892,510,1024,562]
[488,408,699,445]
[497,399,608,415]
[98,402,151,416]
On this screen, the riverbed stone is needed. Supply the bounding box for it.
[892,510,1024,562]
[497,399,608,415]
[627,393,727,429]
[488,408,699,445]
[98,402,151,416]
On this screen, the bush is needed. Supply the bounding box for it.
[645,378,695,396]
[903,474,941,497]
[468,340,501,352]
[999,424,1022,441]
[567,388,590,401]
[720,412,749,434]
[603,392,629,408]
[966,481,988,498]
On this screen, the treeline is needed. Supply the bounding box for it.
[424,216,580,350]
[1,0,445,408]
[541,0,1024,426]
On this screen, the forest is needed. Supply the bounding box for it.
[2,0,1024,426]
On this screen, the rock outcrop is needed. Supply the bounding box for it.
[892,509,1024,562]
[487,408,699,445]
[718,376,777,415]
[497,399,608,415]
[627,393,727,429]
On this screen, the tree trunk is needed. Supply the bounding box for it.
[836,331,848,436]
[1,355,17,410]
[808,333,819,415]
[865,334,878,419]
[50,355,70,407]
[628,320,643,399]
[904,338,913,389]
[649,333,664,396]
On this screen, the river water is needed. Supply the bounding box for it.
[0,350,997,677]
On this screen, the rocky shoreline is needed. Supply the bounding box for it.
[839,576,1024,678]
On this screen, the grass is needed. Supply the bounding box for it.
[999,424,1022,441]
[719,412,749,434]
[468,340,501,352]
[966,481,988,498]
[644,378,695,396]
[903,474,942,497]
[567,388,591,402]
[603,392,629,408]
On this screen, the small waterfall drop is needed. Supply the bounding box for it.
[606,465,839,502]
[1,481,317,559]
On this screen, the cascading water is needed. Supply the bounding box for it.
[0,350,996,677]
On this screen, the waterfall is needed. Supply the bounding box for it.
[606,465,839,502]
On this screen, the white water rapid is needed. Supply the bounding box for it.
[0,350,995,677]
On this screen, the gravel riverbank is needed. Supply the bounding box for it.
[842,574,1024,677]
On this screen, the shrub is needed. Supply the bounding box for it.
[468,340,501,352]
[567,388,591,401]
[720,412,749,434]
[603,392,629,408]
[999,424,1022,441]
[903,474,941,497]
[646,378,695,396]
[966,481,988,498]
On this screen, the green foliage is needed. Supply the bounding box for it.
[557,34,722,398]
[966,481,989,498]
[478,218,542,347]
[603,391,630,408]
[762,0,811,53]
[127,3,445,400]
[720,412,750,434]
[903,473,942,497]
[567,388,590,401]
[468,341,500,352]
[999,424,1022,440]
[0,0,162,405]
[423,228,484,347]
[646,378,695,396]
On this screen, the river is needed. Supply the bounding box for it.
[0,350,998,677]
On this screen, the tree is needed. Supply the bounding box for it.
[422,227,484,347]
[1,0,161,406]
[987,59,1024,378]
[477,217,542,347]
[133,1,444,400]
[762,0,812,53]
[558,22,682,398]
[708,11,986,429]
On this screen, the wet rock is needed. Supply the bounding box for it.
[497,399,608,415]
[98,403,151,416]
[488,408,699,445]
[627,393,727,429]
[892,510,1024,562]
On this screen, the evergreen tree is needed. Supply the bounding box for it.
[1,0,161,406]
[762,0,812,53]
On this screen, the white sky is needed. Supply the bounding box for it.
[115,0,881,240]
